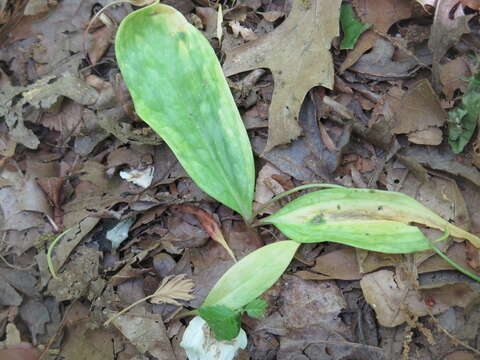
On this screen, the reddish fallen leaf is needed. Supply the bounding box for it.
[178,205,235,261]
[0,344,40,360]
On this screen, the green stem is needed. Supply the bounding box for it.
[427,230,480,282]
[47,228,73,280]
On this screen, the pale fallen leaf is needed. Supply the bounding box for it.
[119,166,154,188]
[254,163,287,215]
[223,0,341,151]
[150,274,195,306]
[229,20,257,41]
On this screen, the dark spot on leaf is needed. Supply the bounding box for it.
[178,32,186,41]
[337,204,341,210]
[311,214,325,224]
[378,206,383,211]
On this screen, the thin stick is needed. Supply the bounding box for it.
[104,294,154,327]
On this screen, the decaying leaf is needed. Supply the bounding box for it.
[350,38,418,78]
[360,269,477,327]
[403,145,480,187]
[223,0,341,151]
[179,205,236,261]
[429,0,473,90]
[391,79,447,146]
[150,274,195,306]
[440,56,471,99]
[353,0,413,34]
[110,312,176,360]
[253,94,350,181]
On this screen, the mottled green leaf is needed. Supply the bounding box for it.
[202,241,299,310]
[244,298,267,318]
[198,305,241,341]
[115,4,255,220]
[262,188,480,253]
[448,67,480,153]
[340,5,370,50]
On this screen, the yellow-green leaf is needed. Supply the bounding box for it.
[115,4,255,220]
[261,187,480,253]
[202,240,299,310]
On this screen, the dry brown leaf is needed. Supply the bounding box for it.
[350,38,418,78]
[309,248,362,280]
[254,163,287,215]
[339,30,381,73]
[150,274,195,306]
[223,0,341,151]
[429,0,473,90]
[178,205,235,261]
[390,79,447,145]
[360,269,476,327]
[440,56,471,99]
[392,79,447,134]
[407,127,444,145]
[258,10,284,22]
[353,0,413,33]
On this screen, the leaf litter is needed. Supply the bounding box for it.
[1,0,480,359]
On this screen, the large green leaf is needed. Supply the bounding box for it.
[261,188,480,253]
[202,240,299,310]
[115,4,255,220]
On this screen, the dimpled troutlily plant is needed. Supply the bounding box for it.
[115,2,480,357]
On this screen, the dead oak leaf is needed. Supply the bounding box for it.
[223,0,341,152]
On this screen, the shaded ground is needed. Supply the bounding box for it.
[1,0,480,359]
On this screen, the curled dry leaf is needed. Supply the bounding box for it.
[150,274,195,306]
[179,205,236,261]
